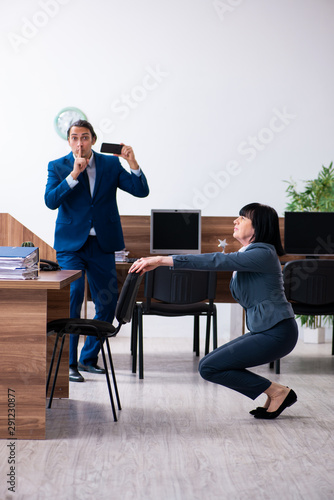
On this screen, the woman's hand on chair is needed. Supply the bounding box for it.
[129,256,173,275]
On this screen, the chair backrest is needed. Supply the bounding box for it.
[283,259,334,307]
[144,267,217,306]
[115,272,143,325]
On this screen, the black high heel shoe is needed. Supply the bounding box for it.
[254,389,297,419]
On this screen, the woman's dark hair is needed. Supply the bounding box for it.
[67,120,97,141]
[239,203,285,256]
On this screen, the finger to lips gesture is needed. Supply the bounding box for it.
[74,144,88,173]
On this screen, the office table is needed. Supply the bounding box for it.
[0,270,81,440]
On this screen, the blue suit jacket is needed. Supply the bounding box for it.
[173,243,295,333]
[45,150,149,253]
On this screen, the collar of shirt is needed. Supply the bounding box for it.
[86,151,95,169]
[238,244,250,253]
[232,244,251,278]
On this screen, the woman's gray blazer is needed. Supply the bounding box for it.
[172,242,295,333]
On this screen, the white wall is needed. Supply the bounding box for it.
[1,0,334,247]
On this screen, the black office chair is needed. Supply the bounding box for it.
[46,272,143,422]
[132,267,217,379]
[283,259,334,354]
[270,259,334,374]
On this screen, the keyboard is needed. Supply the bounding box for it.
[126,257,138,263]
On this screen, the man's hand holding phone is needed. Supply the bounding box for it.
[100,142,139,170]
[119,144,139,170]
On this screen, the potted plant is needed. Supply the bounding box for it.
[298,315,327,344]
[285,162,334,343]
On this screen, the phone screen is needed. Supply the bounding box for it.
[100,143,123,155]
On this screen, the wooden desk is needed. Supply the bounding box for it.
[0,270,81,440]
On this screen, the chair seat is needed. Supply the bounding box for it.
[142,301,215,316]
[291,303,334,315]
[47,318,117,337]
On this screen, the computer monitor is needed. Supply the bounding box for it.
[284,211,334,255]
[150,209,201,255]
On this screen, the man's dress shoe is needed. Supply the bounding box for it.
[78,362,106,374]
[69,367,85,382]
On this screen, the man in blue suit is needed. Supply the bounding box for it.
[45,120,149,382]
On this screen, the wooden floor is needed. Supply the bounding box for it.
[1,315,334,500]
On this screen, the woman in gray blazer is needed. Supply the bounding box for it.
[130,203,298,419]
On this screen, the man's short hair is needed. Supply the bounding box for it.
[67,120,97,141]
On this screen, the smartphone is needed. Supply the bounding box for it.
[100,143,123,155]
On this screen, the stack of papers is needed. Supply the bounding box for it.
[115,250,130,262]
[0,247,39,280]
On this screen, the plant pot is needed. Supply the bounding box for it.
[303,327,325,344]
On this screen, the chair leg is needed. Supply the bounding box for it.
[204,313,211,356]
[193,316,200,356]
[138,306,144,379]
[130,304,137,355]
[99,338,118,422]
[47,335,66,409]
[275,359,280,374]
[132,304,138,374]
[269,361,274,369]
[46,333,59,396]
[213,307,217,350]
[332,317,334,355]
[105,338,121,410]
